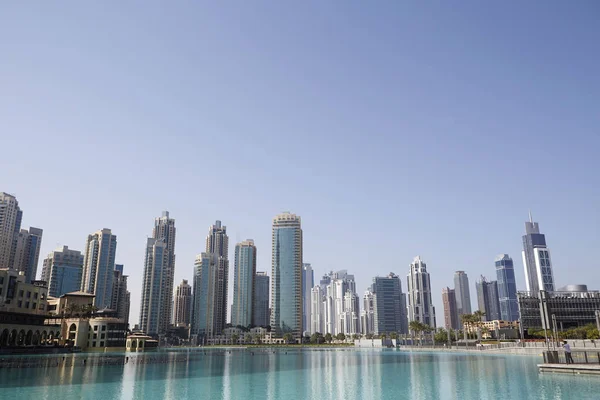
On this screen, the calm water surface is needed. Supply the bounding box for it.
[0,349,599,400]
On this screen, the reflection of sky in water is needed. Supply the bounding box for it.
[0,350,598,400]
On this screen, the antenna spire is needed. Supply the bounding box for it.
[528,209,533,223]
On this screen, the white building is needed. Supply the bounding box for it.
[311,285,325,333]
[360,290,375,334]
[407,256,436,327]
[0,192,22,270]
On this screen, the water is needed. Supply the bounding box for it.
[1,348,599,400]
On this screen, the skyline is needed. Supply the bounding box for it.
[0,193,590,327]
[2,2,599,326]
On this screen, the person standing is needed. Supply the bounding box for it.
[563,341,574,364]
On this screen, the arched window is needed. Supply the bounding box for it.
[25,330,33,346]
[0,329,9,347]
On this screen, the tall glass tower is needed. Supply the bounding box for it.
[522,213,555,293]
[495,254,520,321]
[271,212,302,338]
[407,256,436,327]
[454,271,472,318]
[232,240,257,328]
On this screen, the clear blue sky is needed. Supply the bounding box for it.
[2,2,599,326]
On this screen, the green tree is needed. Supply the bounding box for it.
[365,333,374,340]
[231,334,239,345]
[390,332,398,340]
[324,333,333,343]
[336,333,346,342]
[352,334,360,341]
[434,328,449,344]
[310,332,324,344]
[283,333,294,344]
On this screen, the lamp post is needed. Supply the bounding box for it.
[552,314,558,350]
[595,310,600,334]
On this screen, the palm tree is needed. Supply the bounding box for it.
[231,334,239,345]
[409,321,426,346]
[472,310,486,340]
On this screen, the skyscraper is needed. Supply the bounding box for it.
[360,289,375,335]
[12,227,43,282]
[271,212,302,338]
[342,290,360,335]
[476,276,501,321]
[323,270,357,335]
[522,213,555,293]
[153,211,177,323]
[111,264,131,326]
[372,273,408,335]
[0,192,22,270]
[495,254,520,321]
[173,279,192,326]
[407,256,436,327]
[232,240,257,328]
[252,272,270,327]
[302,263,314,334]
[442,287,460,330]
[191,221,229,340]
[454,271,472,318]
[41,245,84,298]
[139,212,177,337]
[81,229,117,309]
[310,285,325,333]
[139,238,169,336]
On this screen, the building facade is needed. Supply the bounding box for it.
[302,263,314,334]
[271,212,302,338]
[41,246,84,298]
[173,279,192,326]
[139,238,170,336]
[153,212,176,325]
[442,287,460,330]
[522,213,555,294]
[518,286,600,331]
[0,192,22,270]
[495,254,520,321]
[191,221,229,341]
[407,257,436,327]
[12,227,43,283]
[360,289,375,335]
[252,272,270,327]
[454,270,472,319]
[310,285,325,334]
[111,264,130,327]
[372,273,407,335]
[80,229,117,309]
[232,240,257,328]
[476,276,501,321]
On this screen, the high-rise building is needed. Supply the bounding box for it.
[495,254,520,321]
[407,256,436,327]
[232,240,257,328]
[12,227,43,283]
[322,270,357,335]
[41,245,84,298]
[0,193,24,271]
[191,221,229,341]
[252,272,270,327]
[360,289,375,335]
[173,279,192,326]
[341,290,360,335]
[372,273,408,335]
[138,212,176,337]
[139,238,169,336]
[442,287,460,330]
[310,285,325,334]
[454,271,472,319]
[111,264,130,326]
[153,211,177,324]
[81,229,117,309]
[302,263,314,334]
[271,212,302,338]
[522,213,555,294]
[476,276,501,321]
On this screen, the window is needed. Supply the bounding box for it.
[101,333,105,339]
[93,334,97,339]
[25,302,30,308]
[102,326,106,331]
[27,291,31,298]
[94,326,98,331]
[19,290,23,297]
[34,293,38,299]
[17,300,22,307]
[0,277,3,284]
[33,303,37,309]
[100,341,104,347]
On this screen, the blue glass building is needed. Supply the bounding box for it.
[231,240,257,327]
[81,229,117,309]
[271,212,303,338]
[41,246,84,298]
[495,254,520,321]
